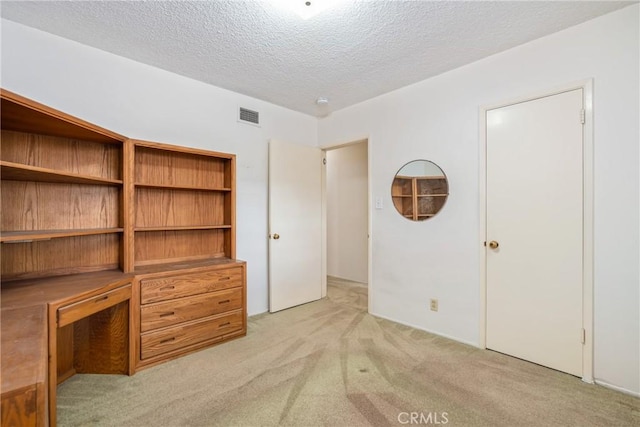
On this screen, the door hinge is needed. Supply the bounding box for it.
[581,328,586,344]
[322,158,327,165]
[580,109,585,124]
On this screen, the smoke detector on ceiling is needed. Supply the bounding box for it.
[315,97,330,117]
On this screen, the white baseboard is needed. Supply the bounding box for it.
[594,379,640,397]
[368,311,479,348]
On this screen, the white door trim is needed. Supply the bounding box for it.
[320,137,372,312]
[478,80,594,383]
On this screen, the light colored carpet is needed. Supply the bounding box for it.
[57,278,639,426]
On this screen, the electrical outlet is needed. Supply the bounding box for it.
[430,299,438,312]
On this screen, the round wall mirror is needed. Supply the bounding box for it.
[391,160,449,221]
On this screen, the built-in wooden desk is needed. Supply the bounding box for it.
[1,270,134,426]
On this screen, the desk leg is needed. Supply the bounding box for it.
[47,304,58,427]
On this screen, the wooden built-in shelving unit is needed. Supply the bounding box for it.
[0,89,246,426]
[130,141,236,268]
[1,93,128,281]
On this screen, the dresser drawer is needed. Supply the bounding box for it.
[140,267,243,304]
[140,288,243,333]
[140,310,243,360]
[57,285,131,328]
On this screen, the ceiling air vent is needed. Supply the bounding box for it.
[238,107,260,126]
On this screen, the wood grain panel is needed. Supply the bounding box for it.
[1,229,123,243]
[57,285,130,327]
[140,267,243,304]
[1,386,38,427]
[140,310,243,360]
[1,130,121,179]
[134,146,228,189]
[1,161,122,185]
[141,289,242,333]
[1,305,47,427]
[73,301,129,375]
[134,230,227,266]
[56,325,75,384]
[134,188,225,228]
[1,181,120,231]
[1,234,120,280]
[123,139,135,273]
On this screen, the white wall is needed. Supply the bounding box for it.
[326,142,368,283]
[0,19,318,317]
[319,5,639,395]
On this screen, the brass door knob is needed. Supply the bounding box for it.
[272,233,280,240]
[489,241,499,249]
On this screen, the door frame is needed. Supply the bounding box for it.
[478,80,594,383]
[320,137,372,311]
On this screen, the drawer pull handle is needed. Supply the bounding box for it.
[95,295,109,302]
[218,299,230,304]
[218,276,231,281]
[160,285,175,291]
[219,322,231,328]
[160,337,176,344]
[159,311,175,317]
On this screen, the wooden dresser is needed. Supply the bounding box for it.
[0,89,246,426]
[135,259,246,368]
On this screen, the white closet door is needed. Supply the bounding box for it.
[486,89,584,377]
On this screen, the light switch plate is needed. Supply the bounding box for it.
[375,196,383,209]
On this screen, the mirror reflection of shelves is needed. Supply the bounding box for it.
[392,175,449,221]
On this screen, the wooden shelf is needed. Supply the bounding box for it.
[1,228,124,243]
[133,257,242,275]
[134,225,231,232]
[1,161,123,185]
[417,193,448,197]
[1,90,125,144]
[392,194,412,198]
[133,139,235,159]
[135,182,231,192]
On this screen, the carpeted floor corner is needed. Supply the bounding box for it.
[57,278,639,426]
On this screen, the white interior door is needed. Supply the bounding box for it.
[486,89,584,377]
[269,139,323,312]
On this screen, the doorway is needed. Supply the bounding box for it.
[480,82,594,381]
[324,140,370,305]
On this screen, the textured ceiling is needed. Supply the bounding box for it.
[1,1,635,116]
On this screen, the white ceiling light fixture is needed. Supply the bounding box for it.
[270,0,345,20]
